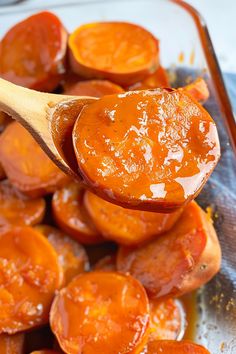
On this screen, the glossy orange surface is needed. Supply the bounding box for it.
[69,22,159,85]
[183,78,210,103]
[35,225,89,286]
[84,191,182,245]
[64,79,124,97]
[0,333,24,354]
[149,299,184,341]
[128,66,170,90]
[73,89,220,212]
[0,12,67,91]
[146,340,210,353]
[0,226,62,334]
[52,182,103,244]
[94,254,117,271]
[50,271,150,354]
[117,201,221,298]
[0,122,69,197]
[0,180,45,229]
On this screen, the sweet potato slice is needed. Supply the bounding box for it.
[0,226,62,334]
[183,78,210,104]
[0,180,45,229]
[52,182,103,244]
[30,351,60,354]
[0,333,25,354]
[50,272,150,354]
[35,225,89,285]
[64,79,124,97]
[117,201,221,299]
[94,254,117,271]
[73,89,220,212]
[128,66,170,90]
[149,299,185,341]
[0,122,70,197]
[84,191,182,245]
[146,340,210,353]
[0,11,67,92]
[69,22,159,85]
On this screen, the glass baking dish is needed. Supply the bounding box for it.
[0,1,236,353]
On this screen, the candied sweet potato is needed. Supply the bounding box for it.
[0,12,67,92]
[94,254,117,271]
[84,191,182,245]
[0,180,45,229]
[183,78,210,104]
[0,226,62,334]
[0,122,70,197]
[52,182,103,244]
[0,333,25,354]
[50,271,150,354]
[35,225,89,285]
[64,79,124,97]
[128,66,170,90]
[69,22,159,85]
[149,299,184,341]
[146,340,210,353]
[117,201,221,298]
[73,89,220,212]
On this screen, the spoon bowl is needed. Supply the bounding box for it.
[0,78,96,179]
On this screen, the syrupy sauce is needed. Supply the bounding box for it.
[181,291,198,340]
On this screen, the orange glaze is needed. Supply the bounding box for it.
[149,299,185,341]
[0,180,45,229]
[84,190,183,245]
[0,333,25,354]
[35,225,89,285]
[0,12,67,92]
[69,22,159,85]
[52,182,103,244]
[64,79,124,97]
[0,226,62,334]
[183,78,210,103]
[50,271,150,354]
[0,122,70,198]
[128,66,170,90]
[30,351,60,354]
[94,254,117,271]
[73,89,220,212]
[117,201,221,299]
[146,340,210,353]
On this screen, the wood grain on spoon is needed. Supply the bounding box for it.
[0,77,95,179]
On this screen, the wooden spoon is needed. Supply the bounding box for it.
[0,78,96,179]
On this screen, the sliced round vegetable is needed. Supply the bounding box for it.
[0,11,67,92]
[117,201,221,298]
[0,226,62,334]
[94,254,116,271]
[64,79,124,97]
[0,122,70,197]
[30,351,60,354]
[0,180,45,229]
[84,191,182,245]
[128,66,170,90]
[52,182,103,244]
[183,78,209,104]
[73,89,220,212]
[35,225,89,285]
[0,333,25,354]
[69,22,159,85]
[146,340,210,353]
[149,299,185,341]
[50,271,150,354]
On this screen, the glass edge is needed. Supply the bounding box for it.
[172,0,236,155]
